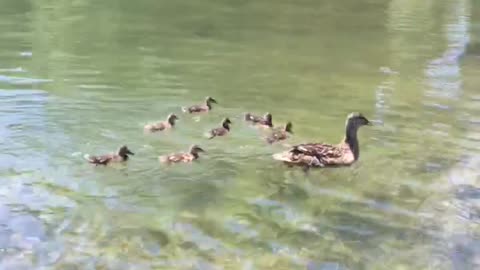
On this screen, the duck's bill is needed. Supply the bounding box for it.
[367,119,382,126]
[127,150,135,155]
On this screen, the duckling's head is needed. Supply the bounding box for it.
[118,145,135,157]
[167,113,179,124]
[223,117,232,125]
[206,96,218,104]
[189,145,205,155]
[346,112,371,128]
[284,122,293,133]
[264,113,273,125]
[222,117,232,130]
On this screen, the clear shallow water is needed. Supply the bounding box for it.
[0,0,479,269]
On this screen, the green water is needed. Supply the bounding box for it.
[1,0,480,269]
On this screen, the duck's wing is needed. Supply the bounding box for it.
[155,122,167,131]
[208,128,218,139]
[273,143,343,167]
[145,122,166,132]
[266,135,277,144]
[246,114,271,126]
[245,113,261,123]
[183,105,205,113]
[292,143,342,158]
[160,153,186,163]
[86,154,112,165]
[208,127,227,139]
[266,131,286,144]
[260,120,273,127]
[272,126,284,132]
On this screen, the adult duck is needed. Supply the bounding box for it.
[273,113,371,168]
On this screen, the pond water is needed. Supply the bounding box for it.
[1,0,479,269]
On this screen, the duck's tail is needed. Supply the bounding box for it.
[144,124,153,132]
[158,155,168,163]
[83,154,94,163]
[272,151,292,162]
[206,132,215,140]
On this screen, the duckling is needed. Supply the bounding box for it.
[84,145,134,166]
[266,122,293,144]
[208,118,232,139]
[245,112,273,128]
[159,145,205,164]
[183,96,217,113]
[144,114,179,132]
[273,113,371,168]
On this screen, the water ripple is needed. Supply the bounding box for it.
[0,75,52,85]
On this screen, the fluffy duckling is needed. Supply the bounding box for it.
[273,113,371,168]
[159,145,205,164]
[84,145,134,166]
[245,112,273,128]
[208,118,232,139]
[183,96,217,113]
[266,122,293,144]
[144,114,179,132]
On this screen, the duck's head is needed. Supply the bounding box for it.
[206,96,218,104]
[118,145,135,156]
[284,122,293,133]
[263,113,273,125]
[189,144,205,155]
[167,113,179,124]
[346,112,372,128]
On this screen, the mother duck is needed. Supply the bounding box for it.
[273,112,371,168]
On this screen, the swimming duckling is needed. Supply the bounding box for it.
[266,122,293,144]
[144,114,179,132]
[183,96,217,113]
[245,112,273,128]
[273,113,371,168]
[159,145,205,164]
[84,145,134,166]
[208,118,232,139]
